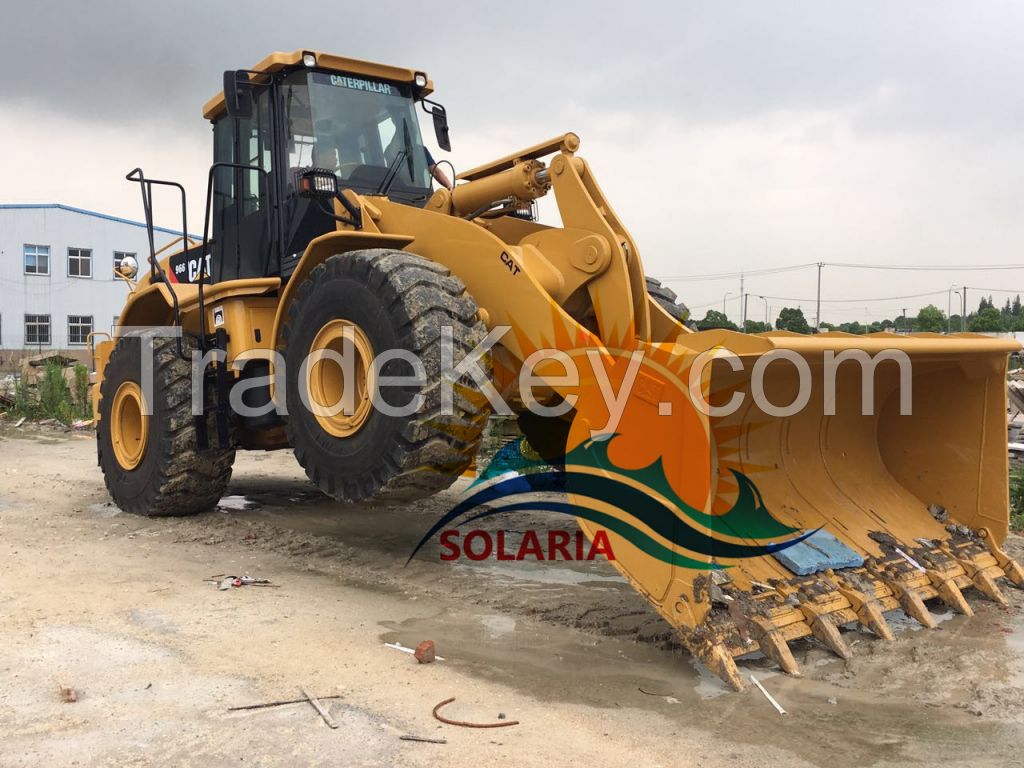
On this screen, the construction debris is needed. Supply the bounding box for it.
[228,694,344,712]
[400,735,448,744]
[749,675,786,715]
[206,575,277,590]
[384,642,446,661]
[414,640,436,664]
[432,697,520,728]
[301,686,339,729]
[59,686,78,703]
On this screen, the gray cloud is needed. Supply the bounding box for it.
[3,1,1024,323]
[6,1,1024,131]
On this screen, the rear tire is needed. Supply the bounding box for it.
[97,334,235,516]
[282,249,492,503]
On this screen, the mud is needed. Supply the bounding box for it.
[2,429,1023,766]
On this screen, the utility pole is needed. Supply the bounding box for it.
[962,287,968,331]
[757,295,769,328]
[948,285,961,334]
[900,307,908,333]
[739,271,745,328]
[722,291,733,317]
[815,262,823,333]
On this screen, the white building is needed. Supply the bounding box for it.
[0,204,182,368]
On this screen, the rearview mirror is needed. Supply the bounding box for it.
[431,105,451,152]
[223,70,254,119]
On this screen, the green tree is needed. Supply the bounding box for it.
[915,304,946,333]
[837,321,867,335]
[775,307,811,334]
[696,309,739,331]
[968,306,1005,332]
[743,319,771,333]
[1013,294,1021,317]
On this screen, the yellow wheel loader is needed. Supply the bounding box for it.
[94,50,1024,690]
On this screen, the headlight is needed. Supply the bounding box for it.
[117,255,138,279]
[303,53,316,67]
[414,72,427,88]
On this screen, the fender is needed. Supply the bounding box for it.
[269,230,414,353]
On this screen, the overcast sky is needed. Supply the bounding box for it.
[3,1,1024,324]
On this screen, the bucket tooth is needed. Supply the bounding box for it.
[805,613,851,660]
[685,636,745,692]
[750,617,801,676]
[977,527,1024,587]
[1001,558,1024,588]
[826,572,895,641]
[899,590,937,628]
[970,568,1009,606]
[865,562,936,629]
[927,573,973,616]
[856,598,895,641]
[940,542,1010,606]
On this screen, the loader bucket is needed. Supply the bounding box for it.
[551,330,1024,689]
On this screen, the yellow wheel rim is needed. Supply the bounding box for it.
[111,381,149,470]
[307,319,375,438]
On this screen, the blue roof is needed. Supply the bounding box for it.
[0,203,198,238]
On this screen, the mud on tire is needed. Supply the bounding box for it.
[97,334,235,516]
[281,249,492,503]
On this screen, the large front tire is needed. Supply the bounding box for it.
[282,249,492,503]
[97,335,235,516]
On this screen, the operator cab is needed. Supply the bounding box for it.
[191,51,449,285]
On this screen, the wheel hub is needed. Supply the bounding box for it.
[307,319,375,438]
[111,381,149,470]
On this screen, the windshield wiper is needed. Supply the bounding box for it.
[376,148,407,196]
[376,118,416,198]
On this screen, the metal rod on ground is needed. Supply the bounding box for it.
[228,695,344,712]
[432,697,520,728]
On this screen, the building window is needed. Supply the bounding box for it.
[68,315,93,346]
[24,244,50,275]
[114,251,135,274]
[68,247,93,278]
[25,314,51,345]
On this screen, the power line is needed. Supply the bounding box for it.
[656,261,1024,283]
[827,262,1024,272]
[757,289,949,304]
[657,263,817,282]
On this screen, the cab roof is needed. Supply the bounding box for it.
[202,50,434,120]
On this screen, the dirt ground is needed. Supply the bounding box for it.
[2,424,1023,767]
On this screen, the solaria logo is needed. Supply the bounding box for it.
[408,431,814,568]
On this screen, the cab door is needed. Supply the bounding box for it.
[210,88,275,282]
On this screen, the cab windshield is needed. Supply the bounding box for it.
[282,70,432,199]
